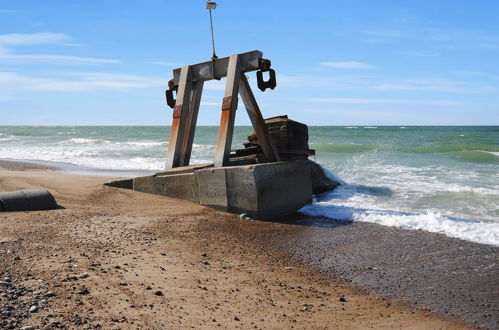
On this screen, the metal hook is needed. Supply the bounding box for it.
[165,79,177,109]
[256,69,276,91]
[256,58,276,91]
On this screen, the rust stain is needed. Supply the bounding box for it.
[222,96,232,111]
[173,104,182,118]
[216,109,230,152]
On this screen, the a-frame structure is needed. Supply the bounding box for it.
[165,50,280,169]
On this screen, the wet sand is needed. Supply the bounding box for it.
[0,160,493,328]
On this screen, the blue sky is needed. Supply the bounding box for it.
[0,0,498,125]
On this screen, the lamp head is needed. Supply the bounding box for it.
[206,1,217,10]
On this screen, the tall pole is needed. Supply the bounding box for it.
[206,2,218,59]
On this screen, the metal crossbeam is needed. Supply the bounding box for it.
[172,50,262,85]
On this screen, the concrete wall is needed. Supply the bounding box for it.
[133,173,199,203]
[131,161,313,220]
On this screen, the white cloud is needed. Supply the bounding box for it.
[0,52,120,64]
[320,61,373,69]
[149,61,181,67]
[306,97,465,106]
[372,78,497,93]
[0,71,166,92]
[277,74,373,89]
[0,32,119,65]
[0,32,69,46]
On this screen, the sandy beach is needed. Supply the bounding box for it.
[0,160,495,329]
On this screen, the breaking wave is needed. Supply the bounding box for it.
[300,181,499,247]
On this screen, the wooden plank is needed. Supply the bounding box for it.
[179,81,204,166]
[214,54,241,167]
[165,65,193,169]
[238,74,280,163]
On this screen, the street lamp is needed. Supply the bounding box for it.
[206,1,218,59]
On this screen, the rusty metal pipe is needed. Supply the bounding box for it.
[0,189,58,212]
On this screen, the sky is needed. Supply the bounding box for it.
[0,0,498,126]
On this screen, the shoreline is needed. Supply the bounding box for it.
[0,160,497,328]
[0,158,156,178]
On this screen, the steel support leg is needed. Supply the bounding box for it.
[179,81,204,166]
[214,54,241,167]
[165,65,193,169]
[239,74,280,162]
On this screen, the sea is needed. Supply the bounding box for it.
[1,125,498,246]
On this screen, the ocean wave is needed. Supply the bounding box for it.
[311,143,499,156]
[192,144,215,150]
[404,144,499,154]
[0,136,14,142]
[67,138,110,145]
[311,143,386,153]
[444,185,499,196]
[304,165,499,246]
[449,150,499,164]
[125,141,165,147]
[481,151,499,157]
[299,202,499,246]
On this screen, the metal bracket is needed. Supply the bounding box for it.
[256,58,276,91]
[256,69,276,91]
[165,79,177,109]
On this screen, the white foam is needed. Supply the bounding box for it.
[445,185,499,196]
[300,201,499,246]
[67,138,109,144]
[125,141,165,147]
[0,136,14,142]
[480,150,499,157]
[192,143,215,149]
